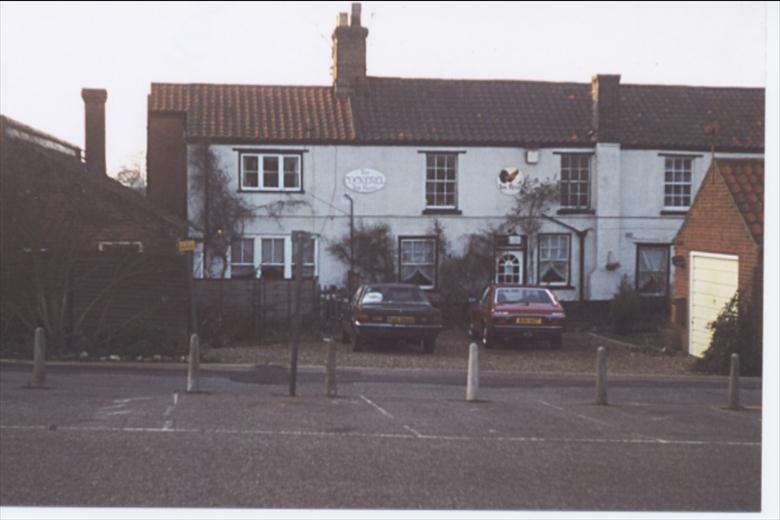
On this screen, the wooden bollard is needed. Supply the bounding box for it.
[595,346,608,405]
[727,353,740,410]
[466,342,479,401]
[325,339,337,397]
[186,334,200,393]
[30,327,46,389]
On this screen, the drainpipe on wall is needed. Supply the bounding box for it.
[542,215,590,304]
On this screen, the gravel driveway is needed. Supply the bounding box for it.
[203,328,698,376]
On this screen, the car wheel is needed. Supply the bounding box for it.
[353,334,365,352]
[550,334,563,350]
[481,323,496,349]
[423,337,436,354]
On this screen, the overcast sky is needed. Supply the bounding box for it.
[0,1,770,177]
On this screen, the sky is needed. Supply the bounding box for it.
[0,1,770,177]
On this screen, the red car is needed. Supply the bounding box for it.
[468,284,566,349]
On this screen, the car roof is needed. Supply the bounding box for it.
[362,283,422,289]
[491,284,553,290]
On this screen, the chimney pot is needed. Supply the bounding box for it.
[332,3,368,97]
[81,88,107,176]
[351,3,362,26]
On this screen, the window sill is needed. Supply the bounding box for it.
[238,189,305,194]
[557,208,595,215]
[660,209,688,216]
[422,208,462,215]
[541,285,576,290]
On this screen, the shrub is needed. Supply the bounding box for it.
[695,292,761,376]
[609,276,642,335]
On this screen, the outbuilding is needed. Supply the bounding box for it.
[671,158,764,357]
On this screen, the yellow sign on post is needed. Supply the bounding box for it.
[178,239,196,253]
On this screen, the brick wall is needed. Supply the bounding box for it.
[147,112,187,220]
[672,166,762,349]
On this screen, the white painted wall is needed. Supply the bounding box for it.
[185,141,761,301]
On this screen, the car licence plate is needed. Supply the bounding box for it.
[388,316,415,324]
[515,317,542,325]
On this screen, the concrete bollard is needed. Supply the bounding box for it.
[30,327,46,389]
[595,346,608,405]
[727,353,741,410]
[325,339,337,397]
[186,334,200,393]
[466,342,479,401]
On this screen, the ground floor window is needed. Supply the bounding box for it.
[230,238,256,279]
[399,237,436,289]
[230,235,317,280]
[538,234,570,285]
[636,244,669,296]
[260,237,286,279]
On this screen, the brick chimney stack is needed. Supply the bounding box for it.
[332,3,368,97]
[591,74,621,143]
[81,88,107,176]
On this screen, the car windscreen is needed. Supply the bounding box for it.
[494,288,554,305]
[361,286,428,304]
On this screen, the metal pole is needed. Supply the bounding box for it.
[289,231,306,397]
[187,333,200,393]
[344,193,355,295]
[595,346,608,405]
[728,353,741,410]
[31,327,46,389]
[466,342,479,401]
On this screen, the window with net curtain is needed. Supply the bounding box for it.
[636,245,669,295]
[538,235,570,285]
[400,238,436,288]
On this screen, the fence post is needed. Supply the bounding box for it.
[187,334,200,393]
[595,346,608,405]
[466,342,479,401]
[727,353,741,410]
[325,339,337,397]
[30,327,46,389]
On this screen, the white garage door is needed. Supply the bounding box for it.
[689,252,739,358]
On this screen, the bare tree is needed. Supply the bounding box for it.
[506,177,560,283]
[327,222,396,286]
[114,151,147,195]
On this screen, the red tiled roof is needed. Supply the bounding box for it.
[149,84,355,142]
[716,158,764,244]
[619,85,764,151]
[148,79,764,151]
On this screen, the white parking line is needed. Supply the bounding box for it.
[538,400,612,427]
[359,394,395,420]
[403,424,422,438]
[0,424,760,447]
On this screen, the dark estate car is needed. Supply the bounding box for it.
[341,283,443,353]
[468,284,566,349]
